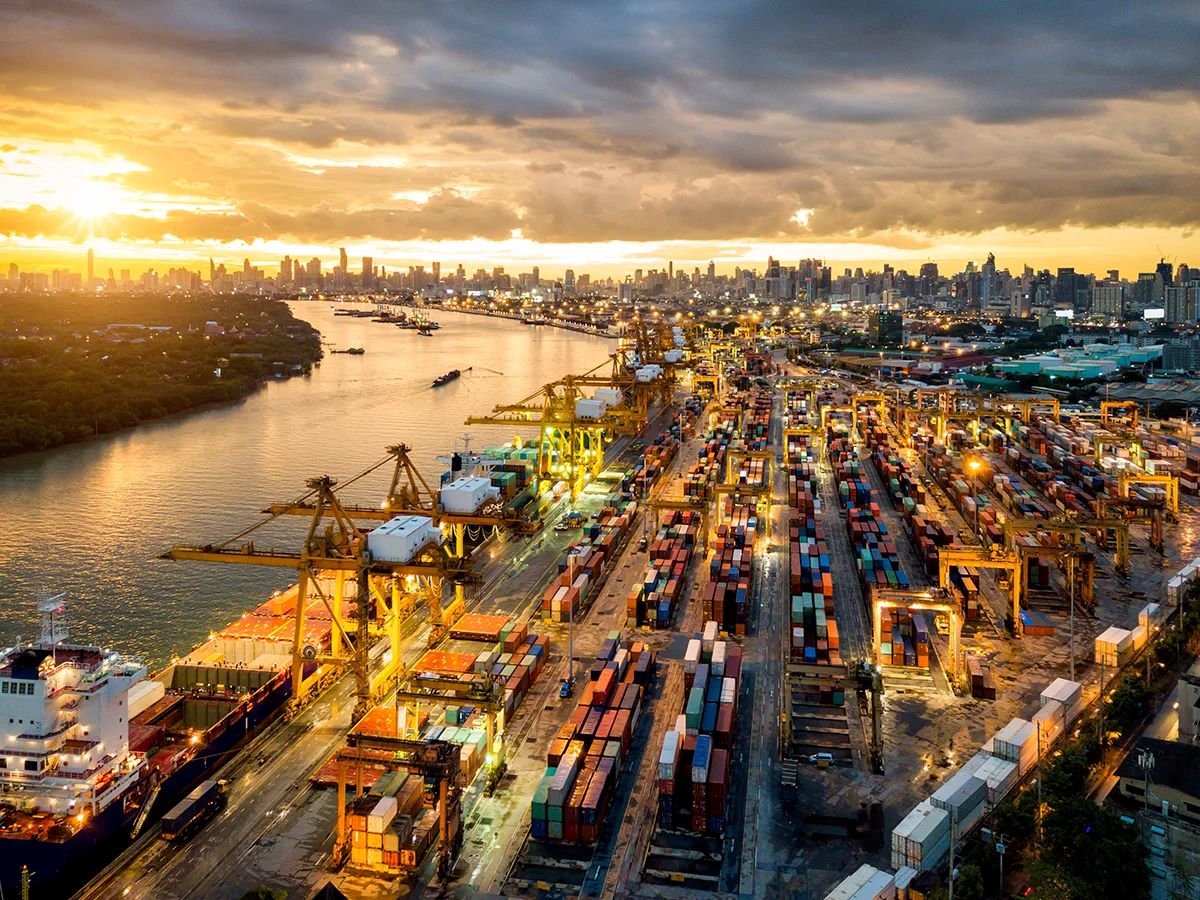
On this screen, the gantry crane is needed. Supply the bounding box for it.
[466,355,648,499]
[334,736,463,881]
[165,474,475,719]
[851,392,888,431]
[1101,400,1141,429]
[264,442,531,635]
[393,665,507,792]
[1118,472,1179,518]
[869,587,963,687]
[1096,494,1165,551]
[1003,514,1130,576]
[647,497,711,551]
[938,546,1023,627]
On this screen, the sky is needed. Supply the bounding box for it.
[0,0,1198,278]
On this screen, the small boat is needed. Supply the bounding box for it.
[432,369,462,388]
[417,327,434,336]
[331,347,365,355]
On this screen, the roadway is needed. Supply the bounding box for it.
[75,408,677,900]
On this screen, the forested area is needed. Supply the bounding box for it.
[0,293,321,456]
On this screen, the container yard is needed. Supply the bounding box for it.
[65,339,1200,900]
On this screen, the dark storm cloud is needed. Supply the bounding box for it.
[0,0,1198,245]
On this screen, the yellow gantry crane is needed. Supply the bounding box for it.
[1101,399,1140,429]
[1003,514,1130,576]
[1096,494,1165,551]
[466,355,652,499]
[1118,471,1179,518]
[869,587,963,686]
[165,474,475,720]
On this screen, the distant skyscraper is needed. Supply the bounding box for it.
[432,262,441,283]
[280,256,293,285]
[707,261,716,280]
[1158,259,1174,286]
[564,269,576,296]
[362,256,373,289]
[86,248,93,286]
[339,247,348,274]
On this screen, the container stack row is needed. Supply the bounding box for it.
[659,623,742,834]
[886,675,1084,876]
[542,494,638,623]
[531,634,656,844]
[700,496,758,635]
[626,509,701,628]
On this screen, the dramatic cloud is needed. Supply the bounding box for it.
[0,0,1197,271]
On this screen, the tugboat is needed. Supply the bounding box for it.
[330,347,365,355]
[432,369,462,388]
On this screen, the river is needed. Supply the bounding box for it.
[0,303,614,668]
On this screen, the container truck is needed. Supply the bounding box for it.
[160,779,229,841]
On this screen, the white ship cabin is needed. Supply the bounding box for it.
[0,644,147,817]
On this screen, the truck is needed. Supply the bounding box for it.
[159,779,229,841]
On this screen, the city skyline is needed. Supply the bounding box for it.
[0,3,1198,275]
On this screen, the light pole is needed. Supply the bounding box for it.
[967,458,982,545]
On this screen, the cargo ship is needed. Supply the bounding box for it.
[432,369,461,388]
[0,587,306,895]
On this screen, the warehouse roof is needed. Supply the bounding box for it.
[1115,738,1200,801]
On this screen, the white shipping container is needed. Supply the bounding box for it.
[1032,699,1064,751]
[825,864,880,900]
[721,677,737,704]
[368,796,398,833]
[976,756,1019,804]
[684,639,702,674]
[593,388,623,407]
[658,729,680,781]
[712,642,727,676]
[1139,602,1163,629]
[992,718,1038,776]
[1095,626,1133,667]
[702,620,718,652]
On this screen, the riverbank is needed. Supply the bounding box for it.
[0,293,321,458]
[312,295,620,339]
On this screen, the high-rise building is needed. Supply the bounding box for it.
[307,257,322,283]
[280,256,293,285]
[564,269,575,296]
[707,261,716,281]
[1055,268,1077,309]
[432,262,441,283]
[1093,282,1124,319]
[339,247,348,274]
[868,309,903,345]
[362,257,373,290]
[1166,284,1193,324]
[1157,259,1174,286]
[86,248,94,286]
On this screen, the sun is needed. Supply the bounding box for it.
[63,179,123,221]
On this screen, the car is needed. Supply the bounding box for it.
[808,752,835,768]
[554,521,571,532]
[559,678,575,699]
[637,536,649,552]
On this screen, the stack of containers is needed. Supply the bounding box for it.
[627,509,700,627]
[701,497,758,634]
[531,634,656,844]
[789,508,839,667]
[878,608,930,670]
[657,622,741,835]
[542,492,637,622]
[824,864,897,899]
[890,800,951,874]
[347,766,437,871]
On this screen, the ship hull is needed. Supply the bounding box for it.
[0,668,290,895]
